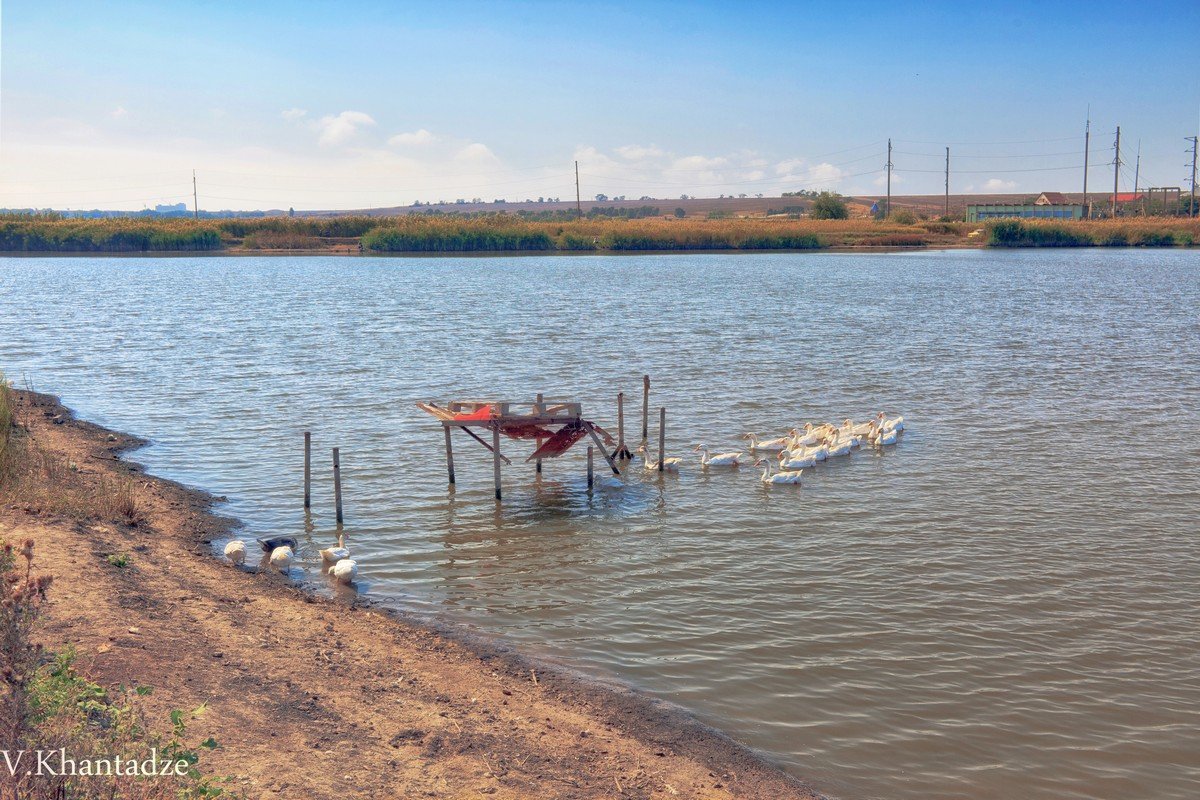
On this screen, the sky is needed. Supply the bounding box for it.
[2,0,1198,211]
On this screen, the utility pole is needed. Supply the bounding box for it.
[574,160,582,220]
[885,138,893,218]
[944,146,950,218]
[1111,126,1121,218]
[1082,112,1091,217]
[192,169,199,220]
[1189,136,1198,218]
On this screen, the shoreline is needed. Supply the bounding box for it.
[2,389,825,799]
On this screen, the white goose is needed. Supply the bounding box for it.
[778,447,820,469]
[319,534,350,564]
[876,412,905,432]
[329,558,357,584]
[872,425,899,447]
[223,540,246,565]
[695,445,742,468]
[824,432,854,457]
[787,424,823,448]
[742,433,790,452]
[756,459,803,485]
[637,443,684,472]
[269,545,293,571]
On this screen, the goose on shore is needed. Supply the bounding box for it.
[329,558,357,584]
[756,459,803,485]
[695,445,742,468]
[269,545,293,571]
[636,443,684,472]
[223,540,246,565]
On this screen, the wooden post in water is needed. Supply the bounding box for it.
[657,406,666,473]
[492,426,502,501]
[587,446,594,489]
[303,431,311,508]
[641,375,650,445]
[332,447,344,525]
[616,392,631,459]
[443,425,455,485]
[535,393,544,475]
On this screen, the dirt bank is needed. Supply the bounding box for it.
[0,390,826,800]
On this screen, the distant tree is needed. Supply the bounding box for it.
[755,193,763,198]
[594,193,608,202]
[679,194,690,200]
[288,207,295,217]
[639,196,653,201]
[809,192,849,220]
[674,207,686,218]
[738,193,747,198]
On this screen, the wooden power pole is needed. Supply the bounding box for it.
[192,169,199,220]
[1190,136,1198,218]
[1082,114,1091,217]
[885,138,893,218]
[1111,126,1121,218]
[944,146,950,218]
[575,160,582,219]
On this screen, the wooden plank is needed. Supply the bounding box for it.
[658,406,666,473]
[449,423,513,465]
[332,447,344,525]
[641,374,650,444]
[587,446,594,488]
[535,392,544,475]
[584,422,621,476]
[303,431,311,508]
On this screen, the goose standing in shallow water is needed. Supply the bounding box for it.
[319,534,350,564]
[636,443,683,472]
[756,459,803,485]
[269,545,293,571]
[329,558,357,585]
[223,540,246,565]
[695,445,742,468]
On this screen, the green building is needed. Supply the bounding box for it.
[966,192,1086,222]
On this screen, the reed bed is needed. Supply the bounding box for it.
[988,218,1199,247]
[2,212,1194,253]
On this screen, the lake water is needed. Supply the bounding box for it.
[2,249,1198,800]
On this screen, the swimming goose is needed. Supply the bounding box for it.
[824,432,854,457]
[637,443,684,472]
[695,445,742,467]
[876,413,905,432]
[778,448,819,469]
[756,459,803,485]
[223,540,246,565]
[873,425,899,447]
[742,433,790,452]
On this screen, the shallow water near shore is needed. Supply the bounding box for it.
[3,250,1198,800]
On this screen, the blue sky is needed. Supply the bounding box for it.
[2,0,1197,210]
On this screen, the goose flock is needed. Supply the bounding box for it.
[223,532,358,585]
[662,412,906,487]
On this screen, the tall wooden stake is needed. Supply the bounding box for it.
[616,391,630,459]
[492,426,502,501]
[535,392,544,475]
[443,425,455,485]
[332,447,344,525]
[303,431,311,508]
[641,375,650,445]
[587,446,594,489]
[657,406,666,473]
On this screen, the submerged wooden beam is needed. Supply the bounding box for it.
[443,425,456,485]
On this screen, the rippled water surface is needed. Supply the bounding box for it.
[3,250,1198,799]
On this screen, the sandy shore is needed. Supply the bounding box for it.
[1,389,826,800]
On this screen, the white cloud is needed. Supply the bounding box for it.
[615,144,663,160]
[313,110,376,146]
[110,106,128,119]
[983,178,1017,191]
[388,128,436,146]
[281,108,307,120]
[455,142,497,162]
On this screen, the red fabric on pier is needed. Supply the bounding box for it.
[452,406,495,421]
[526,423,588,461]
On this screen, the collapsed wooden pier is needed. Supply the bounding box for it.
[418,398,623,500]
